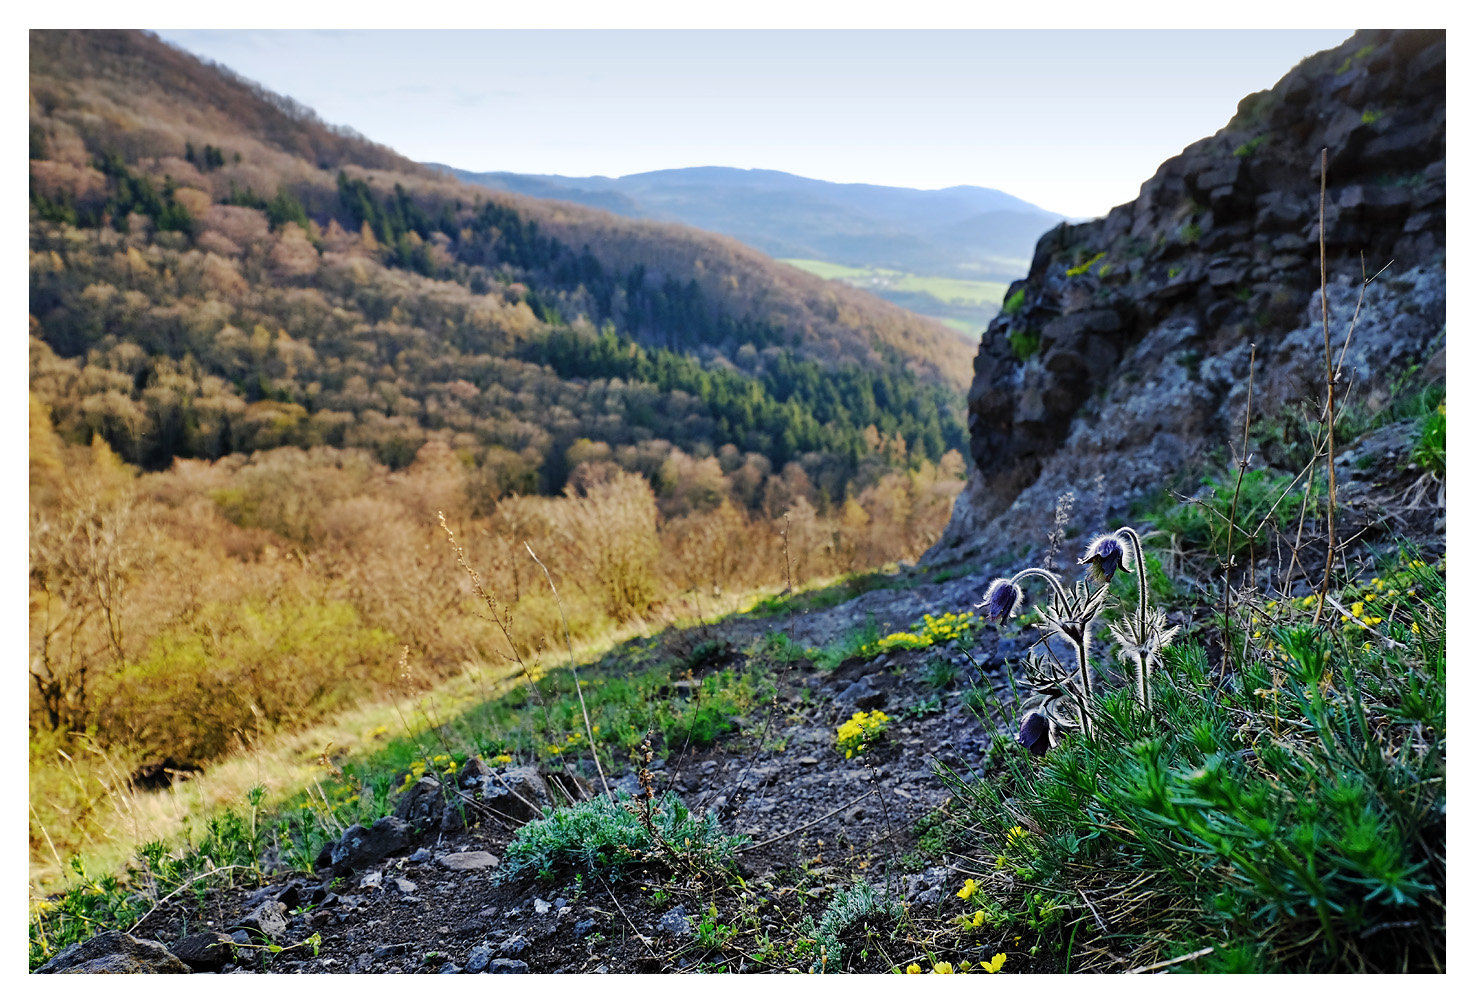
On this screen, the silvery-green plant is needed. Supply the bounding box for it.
[980,524,1179,754]
[1081,527,1180,714]
[979,566,1109,740]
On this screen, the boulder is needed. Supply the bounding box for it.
[393,774,446,832]
[328,816,413,873]
[35,930,191,974]
[170,931,235,972]
[477,766,552,822]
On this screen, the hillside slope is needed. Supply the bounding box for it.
[926,27,1446,566]
[30,28,973,493]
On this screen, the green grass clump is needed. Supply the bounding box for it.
[1234,135,1267,157]
[1141,468,1311,562]
[1001,288,1027,316]
[944,551,1445,972]
[1008,329,1041,362]
[499,790,747,883]
[1411,400,1444,475]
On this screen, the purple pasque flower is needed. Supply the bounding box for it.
[1017,712,1053,756]
[1079,532,1128,583]
[977,577,1022,622]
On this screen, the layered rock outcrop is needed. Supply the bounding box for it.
[927,28,1445,566]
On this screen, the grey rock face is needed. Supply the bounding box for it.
[927,28,1445,570]
[35,930,191,974]
[476,765,553,822]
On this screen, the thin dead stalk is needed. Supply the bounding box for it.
[525,541,610,800]
[1221,344,1256,672]
[1314,148,1339,624]
[1125,945,1215,974]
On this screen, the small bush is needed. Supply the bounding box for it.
[500,790,747,883]
[1001,289,1026,316]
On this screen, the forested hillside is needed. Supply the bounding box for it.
[28,28,969,868]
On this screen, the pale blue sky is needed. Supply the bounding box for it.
[156,29,1352,219]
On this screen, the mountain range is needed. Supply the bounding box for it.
[429,164,1067,334]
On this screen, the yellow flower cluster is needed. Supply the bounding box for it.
[868,611,980,657]
[903,954,1006,974]
[957,877,981,901]
[836,709,890,759]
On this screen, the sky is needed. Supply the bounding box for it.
[152,29,1354,220]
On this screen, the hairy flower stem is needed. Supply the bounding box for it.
[1114,527,1153,712]
[1010,567,1094,738]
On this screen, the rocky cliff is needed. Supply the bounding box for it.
[926,28,1445,567]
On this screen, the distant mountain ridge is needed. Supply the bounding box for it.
[427,164,1065,283]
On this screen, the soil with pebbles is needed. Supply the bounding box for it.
[128,574,1041,974]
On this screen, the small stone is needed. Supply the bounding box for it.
[554,897,567,909]
[466,944,494,973]
[409,848,432,864]
[534,898,551,914]
[573,919,596,937]
[440,851,500,871]
[359,870,383,891]
[373,943,413,960]
[395,877,418,893]
[438,963,463,974]
[657,905,691,935]
[487,958,530,974]
[498,934,530,957]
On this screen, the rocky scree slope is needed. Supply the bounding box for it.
[926,28,1445,566]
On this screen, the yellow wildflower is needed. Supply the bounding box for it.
[933,962,955,974]
[957,878,981,901]
[905,963,922,974]
[980,953,1007,973]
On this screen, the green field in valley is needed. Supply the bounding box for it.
[781,258,1009,338]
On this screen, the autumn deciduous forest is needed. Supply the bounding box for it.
[28,30,969,867]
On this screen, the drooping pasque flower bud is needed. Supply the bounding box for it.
[1079,532,1128,583]
[1017,712,1053,755]
[977,577,1022,622]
